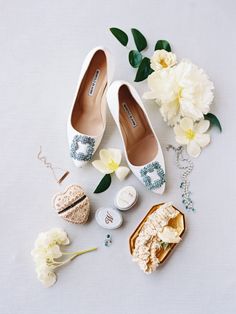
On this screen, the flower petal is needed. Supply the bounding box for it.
[115,166,130,181]
[46,228,70,245]
[49,244,62,259]
[187,141,201,158]
[180,117,194,131]
[195,119,210,133]
[174,125,185,136]
[99,149,112,165]
[143,60,214,126]
[195,133,210,148]
[108,149,122,165]
[92,160,112,174]
[143,91,157,100]
[37,268,57,288]
[175,136,189,145]
[174,125,189,144]
[158,226,181,243]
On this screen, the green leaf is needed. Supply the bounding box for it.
[155,40,171,52]
[128,50,142,68]
[94,174,112,193]
[134,57,153,82]
[204,113,222,132]
[109,27,128,46]
[160,241,170,250]
[131,28,147,52]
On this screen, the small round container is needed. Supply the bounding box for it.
[114,186,138,211]
[95,207,123,230]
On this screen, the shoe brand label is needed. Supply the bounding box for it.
[88,69,100,96]
[122,103,137,128]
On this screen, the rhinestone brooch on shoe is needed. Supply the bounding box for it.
[70,135,95,161]
[140,161,165,190]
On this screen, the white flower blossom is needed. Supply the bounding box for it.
[174,117,210,157]
[144,60,214,126]
[36,264,57,288]
[46,228,70,246]
[92,148,130,181]
[157,226,181,243]
[31,228,96,287]
[150,49,177,71]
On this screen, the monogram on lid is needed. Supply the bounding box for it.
[95,207,123,229]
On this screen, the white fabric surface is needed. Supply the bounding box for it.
[1,1,236,313]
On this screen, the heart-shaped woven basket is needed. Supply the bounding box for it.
[52,185,90,224]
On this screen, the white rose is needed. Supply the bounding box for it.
[150,49,177,71]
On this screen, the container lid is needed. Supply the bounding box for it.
[95,207,123,229]
[114,186,137,211]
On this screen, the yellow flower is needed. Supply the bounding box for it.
[92,148,130,181]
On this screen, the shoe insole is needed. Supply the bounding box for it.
[71,50,107,136]
[118,85,158,166]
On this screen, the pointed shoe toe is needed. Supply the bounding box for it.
[72,159,89,168]
[155,182,166,195]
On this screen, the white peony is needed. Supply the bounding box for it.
[174,117,211,157]
[150,49,177,71]
[144,60,214,126]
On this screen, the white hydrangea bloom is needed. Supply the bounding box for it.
[46,228,70,246]
[31,228,96,287]
[31,228,68,287]
[36,264,57,288]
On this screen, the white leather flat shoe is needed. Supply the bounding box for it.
[67,47,113,167]
[107,81,166,194]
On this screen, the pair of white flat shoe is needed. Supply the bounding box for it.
[67,47,166,194]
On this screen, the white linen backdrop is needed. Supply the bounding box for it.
[0,0,235,313]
